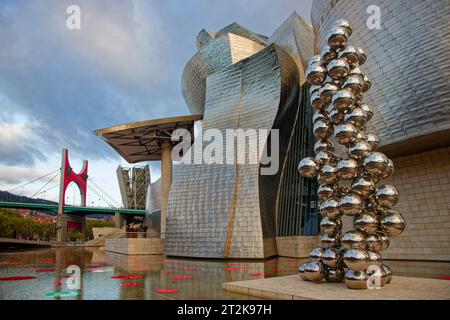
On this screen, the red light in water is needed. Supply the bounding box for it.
[120,283,141,287]
[155,289,178,293]
[111,275,143,280]
[53,281,67,285]
[249,273,271,277]
[438,276,450,280]
[161,270,174,274]
[170,275,193,280]
[271,269,284,273]
[0,276,36,281]
[224,267,247,271]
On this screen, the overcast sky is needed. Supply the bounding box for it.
[0,0,313,207]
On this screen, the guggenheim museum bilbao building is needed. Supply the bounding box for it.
[96,0,450,261]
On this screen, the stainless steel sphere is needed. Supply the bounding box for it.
[382,158,395,179]
[310,246,326,260]
[342,230,366,250]
[334,19,353,36]
[360,104,373,121]
[366,133,380,151]
[337,158,359,180]
[308,55,322,67]
[304,260,326,281]
[313,110,327,123]
[320,217,341,235]
[375,185,399,207]
[343,249,370,271]
[381,265,392,284]
[345,270,368,289]
[327,26,348,50]
[319,83,339,103]
[311,90,324,110]
[315,150,333,165]
[344,107,366,128]
[380,210,406,237]
[310,85,321,96]
[349,66,363,78]
[342,75,364,95]
[363,152,389,176]
[327,58,350,80]
[348,140,372,160]
[298,262,309,281]
[334,123,358,147]
[325,267,345,283]
[351,176,375,198]
[362,75,371,92]
[322,248,343,268]
[320,198,341,219]
[318,184,336,201]
[366,250,382,267]
[332,89,355,112]
[356,47,367,65]
[319,164,338,184]
[298,157,319,178]
[355,129,366,141]
[321,45,337,64]
[314,139,334,154]
[321,233,341,248]
[365,233,383,251]
[313,119,333,140]
[354,211,379,234]
[306,63,327,86]
[329,108,344,125]
[338,45,359,67]
[339,193,363,216]
[377,232,390,251]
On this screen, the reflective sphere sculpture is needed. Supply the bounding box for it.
[329,108,344,125]
[319,83,339,103]
[362,75,371,92]
[320,216,341,235]
[343,249,370,271]
[306,63,327,86]
[334,123,358,147]
[325,267,345,283]
[334,19,352,36]
[308,55,322,67]
[365,233,383,251]
[381,265,392,284]
[318,184,335,201]
[345,107,366,128]
[321,233,341,248]
[311,91,324,110]
[380,210,406,237]
[378,232,390,251]
[315,151,333,165]
[339,193,363,216]
[382,159,395,179]
[367,250,382,267]
[310,246,326,260]
[298,262,309,281]
[327,26,348,50]
[360,104,373,121]
[332,89,355,112]
[356,46,367,65]
[363,152,389,176]
[304,260,326,281]
[338,45,359,67]
[351,176,375,198]
[313,119,332,140]
[354,211,379,234]
[298,157,319,178]
[319,164,338,184]
[342,75,364,96]
[321,45,337,64]
[313,110,327,123]
[322,248,343,268]
[320,198,341,219]
[310,85,321,96]
[345,270,368,289]
[342,230,366,250]
[348,140,372,160]
[314,140,334,154]
[337,158,359,180]
[375,185,399,207]
[327,58,350,79]
[366,133,380,151]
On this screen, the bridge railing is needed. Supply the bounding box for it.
[106,232,164,239]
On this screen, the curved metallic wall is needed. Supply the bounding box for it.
[166,44,300,258]
[312,0,450,154]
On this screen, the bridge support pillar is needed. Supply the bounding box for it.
[56,214,86,243]
[160,141,172,240]
[115,212,125,228]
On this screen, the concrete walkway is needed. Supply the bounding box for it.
[223,275,450,300]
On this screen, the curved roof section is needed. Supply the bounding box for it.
[94,115,202,163]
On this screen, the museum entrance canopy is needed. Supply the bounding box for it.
[94,115,202,163]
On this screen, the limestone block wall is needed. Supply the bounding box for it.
[276,236,321,258]
[105,238,164,255]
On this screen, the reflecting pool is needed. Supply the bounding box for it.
[0,248,449,300]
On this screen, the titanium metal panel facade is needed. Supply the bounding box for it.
[311,0,450,151]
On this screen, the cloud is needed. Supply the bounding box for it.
[0,166,49,185]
